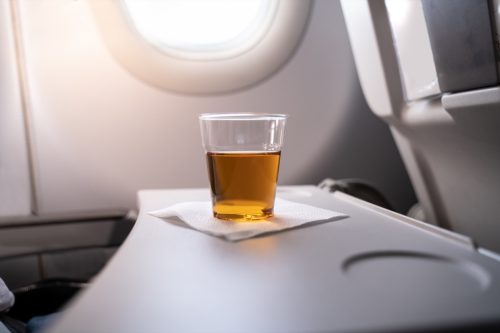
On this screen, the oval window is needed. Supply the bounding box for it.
[122,0,278,60]
[91,0,312,94]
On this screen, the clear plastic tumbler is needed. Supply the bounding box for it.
[199,113,288,221]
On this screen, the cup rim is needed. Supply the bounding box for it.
[199,113,289,121]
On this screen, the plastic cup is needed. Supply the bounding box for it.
[199,113,288,221]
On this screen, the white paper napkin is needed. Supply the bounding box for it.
[149,198,348,241]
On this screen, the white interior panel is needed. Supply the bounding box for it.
[386,0,440,101]
[17,0,414,215]
[0,1,32,217]
[340,0,395,119]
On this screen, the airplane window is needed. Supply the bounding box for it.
[122,0,278,60]
[91,0,311,93]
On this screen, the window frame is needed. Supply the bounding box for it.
[90,0,312,94]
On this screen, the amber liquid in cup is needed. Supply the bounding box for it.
[206,151,281,221]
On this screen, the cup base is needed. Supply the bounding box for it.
[212,200,274,222]
[213,211,273,222]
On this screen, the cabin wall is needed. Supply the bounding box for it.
[0,1,32,217]
[2,0,415,216]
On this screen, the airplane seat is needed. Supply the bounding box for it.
[341,0,500,253]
